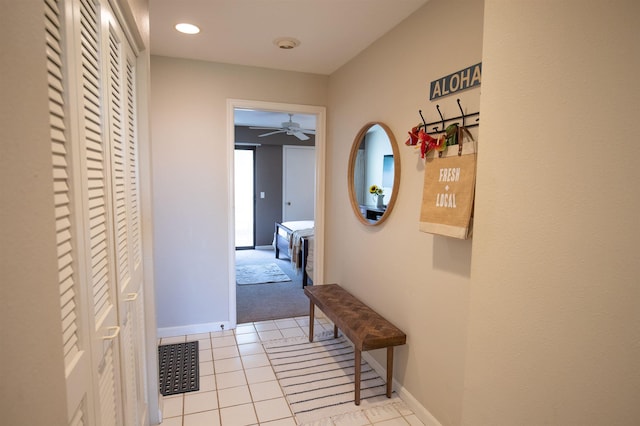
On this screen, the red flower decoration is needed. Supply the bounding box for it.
[418,130,439,158]
[417,131,448,158]
[406,126,420,146]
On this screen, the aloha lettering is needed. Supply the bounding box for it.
[430,63,482,100]
[435,193,457,208]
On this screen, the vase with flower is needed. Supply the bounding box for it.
[369,184,385,208]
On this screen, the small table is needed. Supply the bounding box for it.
[304,284,407,405]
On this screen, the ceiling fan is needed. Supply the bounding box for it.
[250,113,315,141]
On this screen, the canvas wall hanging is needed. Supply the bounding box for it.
[418,125,477,239]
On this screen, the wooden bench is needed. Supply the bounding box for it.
[304,283,407,405]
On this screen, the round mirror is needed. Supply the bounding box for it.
[348,122,401,226]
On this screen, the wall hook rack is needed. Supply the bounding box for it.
[419,110,427,130]
[416,98,480,135]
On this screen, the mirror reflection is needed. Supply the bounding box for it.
[348,123,400,225]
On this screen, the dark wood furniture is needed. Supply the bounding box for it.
[274,222,313,287]
[360,205,386,221]
[274,222,293,259]
[304,284,407,405]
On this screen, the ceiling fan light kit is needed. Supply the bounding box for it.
[250,113,315,141]
[273,37,300,50]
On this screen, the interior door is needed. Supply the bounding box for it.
[283,146,315,221]
[47,0,97,422]
[75,0,124,423]
[106,9,146,426]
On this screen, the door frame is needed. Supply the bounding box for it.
[226,99,326,326]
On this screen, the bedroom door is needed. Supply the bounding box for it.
[283,145,315,221]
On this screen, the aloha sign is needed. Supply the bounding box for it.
[430,63,482,100]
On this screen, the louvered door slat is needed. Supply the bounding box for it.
[98,346,118,426]
[69,403,86,426]
[46,0,80,373]
[125,58,142,268]
[107,26,132,301]
[59,276,75,305]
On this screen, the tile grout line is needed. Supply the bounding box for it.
[161,317,422,426]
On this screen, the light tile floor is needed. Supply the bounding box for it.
[159,316,423,426]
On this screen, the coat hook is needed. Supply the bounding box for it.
[456,98,466,127]
[419,110,427,131]
[436,104,445,133]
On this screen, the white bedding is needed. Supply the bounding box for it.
[279,220,314,233]
[277,220,314,273]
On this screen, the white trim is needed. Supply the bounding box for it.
[226,99,326,325]
[362,352,443,426]
[157,321,233,338]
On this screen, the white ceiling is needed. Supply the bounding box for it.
[150,0,428,128]
[149,0,428,75]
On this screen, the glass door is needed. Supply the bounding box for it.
[234,147,255,248]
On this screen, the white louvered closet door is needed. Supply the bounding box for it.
[47,0,96,424]
[104,9,146,425]
[48,0,148,426]
[48,0,147,423]
[76,0,124,424]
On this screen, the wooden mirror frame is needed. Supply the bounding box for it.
[347,122,401,226]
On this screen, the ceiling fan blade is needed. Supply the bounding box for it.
[250,126,282,130]
[300,129,316,134]
[258,130,286,137]
[293,131,310,141]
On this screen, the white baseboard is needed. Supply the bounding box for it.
[362,351,442,426]
[157,320,234,338]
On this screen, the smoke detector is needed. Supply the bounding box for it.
[273,37,300,50]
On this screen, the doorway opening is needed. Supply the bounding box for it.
[227,100,326,326]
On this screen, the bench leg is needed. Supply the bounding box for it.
[308,301,315,342]
[334,324,339,338]
[354,348,361,405]
[386,347,394,398]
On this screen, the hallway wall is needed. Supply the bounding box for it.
[326,0,639,424]
[462,1,640,424]
[325,1,483,424]
[150,57,327,332]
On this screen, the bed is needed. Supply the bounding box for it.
[274,220,314,287]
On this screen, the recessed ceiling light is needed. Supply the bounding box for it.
[273,37,300,50]
[175,23,200,35]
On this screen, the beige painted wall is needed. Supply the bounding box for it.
[1,2,68,423]
[462,1,640,424]
[326,0,483,424]
[150,57,328,330]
